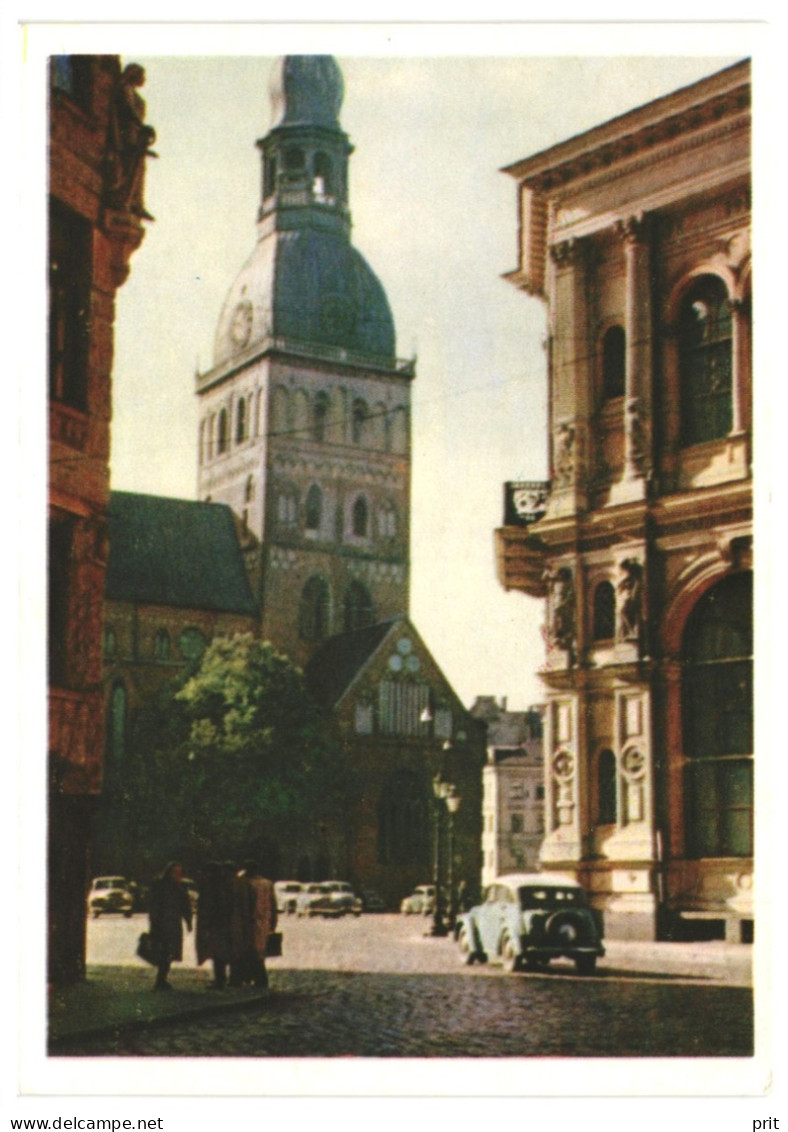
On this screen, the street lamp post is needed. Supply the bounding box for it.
[430,773,448,937]
[445,785,461,928]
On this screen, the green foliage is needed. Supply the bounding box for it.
[105,635,349,873]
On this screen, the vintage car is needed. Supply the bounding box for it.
[322,881,363,916]
[455,873,604,975]
[88,876,134,918]
[400,884,436,915]
[360,889,388,913]
[275,880,304,914]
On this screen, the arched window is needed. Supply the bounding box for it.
[103,626,116,659]
[679,275,733,445]
[284,146,305,172]
[305,484,323,532]
[299,576,330,642]
[343,580,374,633]
[592,581,616,641]
[277,490,297,527]
[378,502,397,539]
[682,572,753,858]
[154,629,170,661]
[352,400,368,444]
[313,152,333,199]
[597,749,617,825]
[602,325,626,399]
[179,626,207,662]
[377,770,430,867]
[217,408,228,454]
[352,496,369,538]
[313,392,330,442]
[264,154,278,198]
[235,397,247,444]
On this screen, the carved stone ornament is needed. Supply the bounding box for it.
[545,565,576,652]
[615,212,651,245]
[553,423,576,490]
[626,398,648,472]
[617,558,644,642]
[622,747,646,779]
[549,239,583,268]
[103,63,157,221]
[553,749,575,780]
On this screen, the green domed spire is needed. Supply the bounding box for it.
[269,55,344,130]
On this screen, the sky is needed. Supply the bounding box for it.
[98,43,751,712]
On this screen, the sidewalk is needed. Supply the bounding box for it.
[48,965,271,1051]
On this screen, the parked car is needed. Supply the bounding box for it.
[360,889,387,912]
[455,873,605,975]
[295,883,336,917]
[275,880,303,914]
[400,885,435,915]
[322,881,363,916]
[88,876,134,918]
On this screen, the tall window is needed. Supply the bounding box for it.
[602,325,626,399]
[217,408,228,454]
[49,517,73,686]
[683,573,753,857]
[592,581,616,641]
[109,683,127,764]
[313,392,330,442]
[313,152,334,199]
[352,496,369,538]
[352,400,368,444]
[378,680,431,737]
[154,629,170,660]
[49,198,91,409]
[679,276,733,445]
[597,749,617,825]
[235,397,247,444]
[299,576,330,641]
[51,56,92,109]
[305,485,323,532]
[343,580,374,633]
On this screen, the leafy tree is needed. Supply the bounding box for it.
[102,635,351,877]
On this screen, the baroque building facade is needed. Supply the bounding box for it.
[495,61,752,941]
[48,56,153,982]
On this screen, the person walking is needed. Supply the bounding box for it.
[148,861,193,991]
[195,861,234,990]
[229,860,277,988]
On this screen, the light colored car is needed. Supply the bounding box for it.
[400,885,436,915]
[88,876,134,918]
[455,873,605,975]
[295,883,335,917]
[275,880,303,914]
[322,881,363,916]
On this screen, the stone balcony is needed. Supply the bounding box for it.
[495,481,551,598]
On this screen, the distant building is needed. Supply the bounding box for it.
[48,55,151,983]
[97,491,259,875]
[495,61,752,941]
[470,699,544,885]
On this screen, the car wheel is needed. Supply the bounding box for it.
[501,935,521,974]
[457,926,476,966]
[575,954,597,976]
[523,955,547,971]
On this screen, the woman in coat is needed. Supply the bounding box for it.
[195,861,235,989]
[229,861,277,988]
[148,861,193,990]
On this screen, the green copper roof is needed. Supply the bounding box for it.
[105,492,258,615]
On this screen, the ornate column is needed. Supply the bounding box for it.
[539,694,584,867]
[611,215,653,503]
[546,238,591,518]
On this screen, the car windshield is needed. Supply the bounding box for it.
[94,879,125,890]
[518,886,588,910]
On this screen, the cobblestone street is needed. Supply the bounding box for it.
[55,912,754,1058]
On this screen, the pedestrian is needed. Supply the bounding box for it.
[147,861,193,991]
[229,860,277,988]
[195,861,235,990]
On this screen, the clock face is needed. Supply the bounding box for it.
[230,300,253,348]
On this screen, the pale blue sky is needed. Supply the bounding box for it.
[105,49,743,709]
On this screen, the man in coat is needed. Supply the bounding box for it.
[148,861,193,991]
[195,861,235,989]
[229,860,277,988]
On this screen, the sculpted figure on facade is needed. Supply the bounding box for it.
[545,565,576,654]
[617,558,644,642]
[553,422,576,490]
[104,63,157,219]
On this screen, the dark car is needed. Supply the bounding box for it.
[455,873,604,975]
[360,889,387,912]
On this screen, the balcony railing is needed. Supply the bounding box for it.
[503,481,551,527]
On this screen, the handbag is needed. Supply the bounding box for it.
[265,931,282,958]
[136,931,156,965]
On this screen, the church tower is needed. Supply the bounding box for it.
[196,57,414,667]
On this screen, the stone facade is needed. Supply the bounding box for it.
[48,55,151,982]
[495,61,753,941]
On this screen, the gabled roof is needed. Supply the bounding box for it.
[305,618,399,708]
[105,491,258,615]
